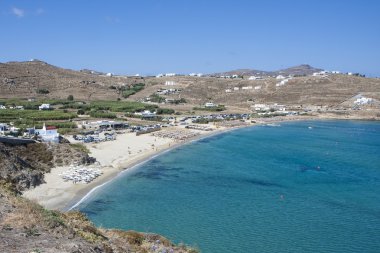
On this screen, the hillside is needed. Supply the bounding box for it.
[134,75,380,112]
[210,64,323,77]
[1,61,380,114]
[0,60,142,100]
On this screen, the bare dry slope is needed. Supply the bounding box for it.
[0,60,138,100]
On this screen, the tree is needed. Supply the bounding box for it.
[67,95,74,101]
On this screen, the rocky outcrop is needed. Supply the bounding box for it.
[0,142,95,192]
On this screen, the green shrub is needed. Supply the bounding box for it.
[193,105,225,112]
[36,88,49,94]
[156,108,175,115]
[89,111,117,119]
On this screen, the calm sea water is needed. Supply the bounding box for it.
[77,120,380,253]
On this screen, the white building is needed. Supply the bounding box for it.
[233,87,240,91]
[313,72,326,77]
[276,75,285,80]
[142,110,157,118]
[252,104,270,111]
[156,74,164,78]
[0,105,6,110]
[232,74,239,78]
[35,123,59,143]
[165,81,176,86]
[354,96,373,105]
[225,89,232,93]
[106,73,113,77]
[165,73,176,77]
[0,123,9,135]
[249,76,263,80]
[205,102,216,107]
[242,86,253,90]
[254,85,262,90]
[331,71,340,74]
[276,79,289,87]
[39,104,50,110]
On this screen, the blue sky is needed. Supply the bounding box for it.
[1,0,379,76]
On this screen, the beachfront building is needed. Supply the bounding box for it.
[35,123,59,143]
[134,110,157,118]
[38,104,50,110]
[81,120,129,130]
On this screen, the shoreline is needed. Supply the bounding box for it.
[23,115,378,211]
[63,124,246,211]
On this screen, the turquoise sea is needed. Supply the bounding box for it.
[77,120,380,253]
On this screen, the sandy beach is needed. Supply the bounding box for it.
[23,125,233,211]
[23,114,362,211]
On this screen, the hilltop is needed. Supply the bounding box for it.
[210,64,323,77]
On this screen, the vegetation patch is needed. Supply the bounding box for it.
[122,83,145,98]
[36,88,49,94]
[70,143,90,154]
[0,109,77,122]
[193,105,226,111]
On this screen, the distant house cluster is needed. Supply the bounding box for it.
[219,74,240,79]
[354,95,373,105]
[248,76,264,80]
[189,73,203,77]
[156,73,177,78]
[156,88,181,95]
[225,85,257,93]
[0,105,24,110]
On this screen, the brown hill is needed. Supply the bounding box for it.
[0,60,141,100]
[1,61,379,113]
[134,75,380,111]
